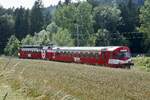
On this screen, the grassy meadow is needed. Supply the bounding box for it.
[0,57,150,100]
[133,57,150,71]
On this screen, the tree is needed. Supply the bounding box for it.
[33,30,51,45]
[0,6,6,15]
[52,28,74,46]
[4,35,20,56]
[54,2,94,46]
[24,9,31,36]
[14,7,29,39]
[64,0,71,5]
[76,2,94,46]
[87,0,102,7]
[30,0,44,34]
[43,5,55,28]
[21,35,35,45]
[21,29,52,46]
[117,0,143,53]
[118,0,140,33]
[46,22,58,41]
[54,4,77,33]
[95,29,111,46]
[139,0,150,52]
[46,22,58,33]
[93,5,121,33]
[0,14,15,54]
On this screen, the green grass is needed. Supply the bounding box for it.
[133,57,150,71]
[0,57,150,100]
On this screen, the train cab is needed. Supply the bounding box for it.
[108,47,134,68]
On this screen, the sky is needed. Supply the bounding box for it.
[0,0,81,9]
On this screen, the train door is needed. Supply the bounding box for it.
[101,51,107,66]
[41,50,46,59]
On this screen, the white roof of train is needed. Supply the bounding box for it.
[52,46,123,51]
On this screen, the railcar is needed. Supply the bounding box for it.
[50,46,133,68]
[18,45,51,59]
[18,45,134,69]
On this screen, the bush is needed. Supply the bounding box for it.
[133,57,150,71]
[4,35,20,56]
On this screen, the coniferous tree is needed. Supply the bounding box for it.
[24,9,31,35]
[14,7,27,39]
[0,15,15,54]
[118,0,140,33]
[65,0,71,5]
[30,0,44,35]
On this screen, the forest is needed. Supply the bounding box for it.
[0,0,149,56]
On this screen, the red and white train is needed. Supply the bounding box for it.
[18,45,134,69]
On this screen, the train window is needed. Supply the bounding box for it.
[68,51,70,55]
[86,52,89,57]
[88,52,90,57]
[71,52,73,56]
[65,52,67,55]
[95,53,99,59]
[92,52,95,58]
[78,52,80,57]
[82,52,85,57]
[78,53,80,57]
[69,52,72,56]
[63,52,66,55]
[76,52,78,57]
[79,52,83,57]
[71,52,74,56]
[66,52,68,55]
[89,52,92,57]
[59,51,62,56]
[92,52,96,58]
[81,52,84,57]
[101,52,105,60]
[116,51,131,59]
[80,53,82,57]
[61,51,64,55]
[67,52,69,55]
[77,52,79,57]
[85,52,88,57]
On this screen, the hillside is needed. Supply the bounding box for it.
[0,57,150,100]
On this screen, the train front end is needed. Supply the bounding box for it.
[108,47,134,69]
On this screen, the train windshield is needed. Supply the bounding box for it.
[117,51,131,59]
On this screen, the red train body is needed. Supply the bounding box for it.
[18,45,134,68]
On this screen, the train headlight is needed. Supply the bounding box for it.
[18,53,20,56]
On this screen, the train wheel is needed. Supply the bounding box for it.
[125,65,131,69]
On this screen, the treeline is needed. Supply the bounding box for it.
[0,0,53,54]
[1,0,150,56]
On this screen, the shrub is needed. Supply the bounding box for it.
[4,35,20,56]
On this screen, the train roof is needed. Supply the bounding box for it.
[21,45,42,48]
[52,46,127,52]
